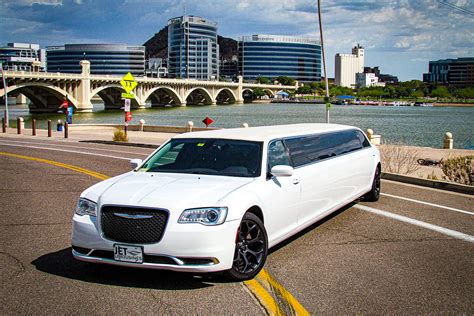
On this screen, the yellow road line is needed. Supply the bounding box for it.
[0,152,110,180]
[257,269,311,315]
[0,151,310,315]
[245,279,283,315]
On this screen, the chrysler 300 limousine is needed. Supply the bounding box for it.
[71,124,381,280]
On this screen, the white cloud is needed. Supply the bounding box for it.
[8,0,62,6]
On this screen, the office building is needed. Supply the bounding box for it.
[146,58,168,78]
[238,35,321,82]
[423,57,474,87]
[356,73,385,88]
[335,44,364,88]
[364,66,398,83]
[46,44,145,75]
[167,15,219,80]
[0,43,45,71]
[220,55,238,80]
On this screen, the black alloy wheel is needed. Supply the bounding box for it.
[364,165,381,202]
[225,212,268,281]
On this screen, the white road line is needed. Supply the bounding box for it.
[381,193,474,216]
[355,204,474,243]
[0,142,133,160]
[0,139,151,156]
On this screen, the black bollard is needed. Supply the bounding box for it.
[64,122,69,139]
[47,120,52,137]
[32,119,36,136]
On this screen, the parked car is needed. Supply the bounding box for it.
[72,124,381,280]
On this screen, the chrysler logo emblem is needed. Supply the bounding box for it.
[113,213,153,220]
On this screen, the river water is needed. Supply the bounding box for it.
[2,102,473,149]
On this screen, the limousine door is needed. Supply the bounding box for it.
[263,140,300,246]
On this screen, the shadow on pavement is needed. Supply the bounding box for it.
[32,247,228,290]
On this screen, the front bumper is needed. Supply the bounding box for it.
[71,213,240,273]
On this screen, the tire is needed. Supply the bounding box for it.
[224,212,268,281]
[363,165,381,202]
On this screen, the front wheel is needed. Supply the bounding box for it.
[363,165,381,202]
[224,212,268,281]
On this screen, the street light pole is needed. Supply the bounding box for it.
[0,63,9,128]
[318,0,330,123]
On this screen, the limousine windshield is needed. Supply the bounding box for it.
[138,138,263,177]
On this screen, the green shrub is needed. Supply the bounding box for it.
[441,155,473,185]
[113,128,128,142]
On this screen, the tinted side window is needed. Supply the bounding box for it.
[356,130,371,148]
[268,140,291,170]
[285,129,368,167]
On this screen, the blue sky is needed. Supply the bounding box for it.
[1,0,473,81]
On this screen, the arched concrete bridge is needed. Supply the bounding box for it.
[0,60,296,113]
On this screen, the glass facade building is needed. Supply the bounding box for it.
[168,16,219,80]
[0,43,45,71]
[238,35,321,82]
[423,57,474,87]
[46,44,145,75]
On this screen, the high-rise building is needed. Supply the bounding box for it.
[0,43,45,71]
[423,57,474,87]
[238,35,321,82]
[335,44,364,88]
[167,15,219,80]
[46,44,145,75]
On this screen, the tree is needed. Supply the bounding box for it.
[250,87,266,99]
[255,76,270,84]
[410,90,424,98]
[455,87,474,99]
[275,76,295,86]
[430,86,450,98]
[296,85,313,94]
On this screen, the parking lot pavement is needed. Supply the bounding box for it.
[0,138,472,314]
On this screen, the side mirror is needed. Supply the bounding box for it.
[270,165,294,177]
[130,158,143,170]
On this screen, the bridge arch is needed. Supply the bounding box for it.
[90,84,140,110]
[215,88,237,104]
[185,87,213,105]
[2,83,79,113]
[142,86,182,107]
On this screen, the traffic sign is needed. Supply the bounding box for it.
[121,92,135,99]
[120,72,137,94]
[125,111,133,122]
[124,99,131,112]
[202,116,214,127]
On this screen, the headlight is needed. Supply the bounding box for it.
[178,207,228,225]
[75,198,97,216]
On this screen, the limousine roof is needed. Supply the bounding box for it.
[174,123,357,142]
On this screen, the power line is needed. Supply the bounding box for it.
[437,0,474,16]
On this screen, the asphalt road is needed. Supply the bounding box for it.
[1,137,473,314]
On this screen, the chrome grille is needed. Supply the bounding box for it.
[101,206,168,244]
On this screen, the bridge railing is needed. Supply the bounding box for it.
[2,70,296,90]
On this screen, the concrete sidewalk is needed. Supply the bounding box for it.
[1,125,177,147]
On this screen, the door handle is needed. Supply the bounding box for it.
[292,178,300,185]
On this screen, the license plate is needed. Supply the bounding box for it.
[114,244,143,263]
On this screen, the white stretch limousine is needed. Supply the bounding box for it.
[72,124,381,280]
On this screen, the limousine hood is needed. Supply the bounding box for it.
[85,172,254,210]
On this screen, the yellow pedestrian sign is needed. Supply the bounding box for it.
[120,72,137,94]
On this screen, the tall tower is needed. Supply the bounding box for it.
[351,43,364,73]
[167,16,219,80]
[334,44,365,87]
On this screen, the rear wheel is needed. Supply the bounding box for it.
[224,212,268,281]
[364,165,381,202]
